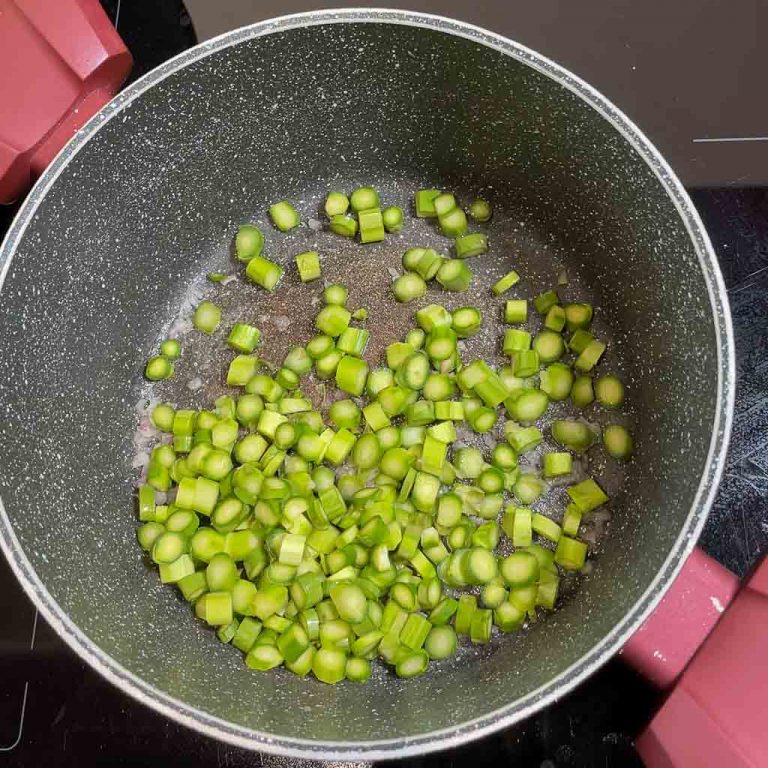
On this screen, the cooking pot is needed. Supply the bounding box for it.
[0,6,736,761]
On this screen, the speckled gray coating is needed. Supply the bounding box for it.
[0,10,734,761]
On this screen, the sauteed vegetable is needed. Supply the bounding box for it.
[136,187,632,684]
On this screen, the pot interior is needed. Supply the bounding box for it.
[0,16,721,755]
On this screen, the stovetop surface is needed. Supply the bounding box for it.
[1,2,766,765]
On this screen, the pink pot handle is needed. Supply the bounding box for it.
[625,550,768,767]
[621,547,739,687]
[0,0,132,204]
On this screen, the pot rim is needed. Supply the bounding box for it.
[0,8,735,760]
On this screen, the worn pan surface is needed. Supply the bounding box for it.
[0,10,733,760]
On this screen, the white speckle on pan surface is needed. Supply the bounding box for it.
[0,11,732,760]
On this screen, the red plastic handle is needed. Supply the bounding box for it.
[634,554,768,767]
[0,0,133,203]
[621,547,740,687]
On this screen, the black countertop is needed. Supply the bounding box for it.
[0,2,766,765]
[693,190,768,578]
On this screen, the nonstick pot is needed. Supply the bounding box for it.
[0,9,734,761]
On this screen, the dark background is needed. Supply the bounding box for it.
[0,1,766,765]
